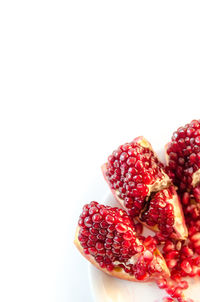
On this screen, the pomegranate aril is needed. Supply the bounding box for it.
[84,217,92,227]
[166,259,178,269]
[191,232,200,242]
[88,247,97,255]
[179,280,188,290]
[105,215,115,224]
[157,278,167,289]
[115,223,127,233]
[92,213,102,223]
[181,260,192,274]
[123,230,135,241]
[96,242,104,251]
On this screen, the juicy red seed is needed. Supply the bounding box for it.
[157,278,167,289]
[127,157,136,166]
[83,248,89,254]
[191,232,200,242]
[96,242,104,251]
[99,228,107,235]
[100,221,108,228]
[88,247,97,255]
[166,259,178,269]
[123,230,135,241]
[163,241,175,253]
[84,217,92,227]
[179,280,188,289]
[113,235,123,243]
[120,152,128,161]
[165,250,179,259]
[89,207,99,215]
[136,183,149,196]
[171,287,183,298]
[89,235,98,242]
[182,192,190,205]
[181,260,192,274]
[181,246,194,257]
[143,250,153,262]
[105,215,115,224]
[78,218,84,226]
[106,264,114,271]
[92,214,102,223]
[115,223,127,233]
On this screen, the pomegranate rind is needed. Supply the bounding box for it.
[74,226,170,281]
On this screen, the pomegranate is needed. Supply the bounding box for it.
[74,201,170,281]
[102,136,187,240]
[166,119,200,198]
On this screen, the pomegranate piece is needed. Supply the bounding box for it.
[102,136,187,240]
[140,186,187,240]
[74,201,170,282]
[166,119,200,196]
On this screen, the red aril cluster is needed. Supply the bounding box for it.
[166,119,200,195]
[75,124,200,302]
[140,187,175,237]
[103,137,187,240]
[105,138,167,216]
[76,201,169,281]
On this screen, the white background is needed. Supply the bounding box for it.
[0,1,200,302]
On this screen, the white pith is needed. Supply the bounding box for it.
[147,172,171,195]
[192,168,200,187]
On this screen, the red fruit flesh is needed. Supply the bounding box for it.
[166,119,200,196]
[74,201,170,282]
[140,186,187,240]
[102,136,187,240]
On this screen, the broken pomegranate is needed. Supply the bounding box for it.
[166,119,200,198]
[102,136,187,240]
[74,201,170,281]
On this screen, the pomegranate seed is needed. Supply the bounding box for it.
[191,232,200,242]
[123,230,135,241]
[181,246,194,257]
[157,278,167,289]
[181,260,192,274]
[115,223,127,233]
[105,215,115,224]
[92,213,102,223]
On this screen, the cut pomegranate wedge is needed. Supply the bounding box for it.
[140,186,187,240]
[166,119,200,198]
[102,136,187,240]
[74,201,170,281]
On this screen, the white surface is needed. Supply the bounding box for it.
[0,1,200,302]
[89,192,200,302]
